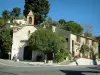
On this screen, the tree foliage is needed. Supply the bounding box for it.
[24,0,50,25]
[54,52,67,63]
[80,44,89,57]
[63,21,83,34]
[41,17,59,28]
[1,7,21,24]
[0,27,12,58]
[28,28,67,54]
[0,18,4,27]
[58,19,66,26]
[9,7,21,23]
[12,7,21,18]
[2,10,9,23]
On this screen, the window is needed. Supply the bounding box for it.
[92,40,95,46]
[85,38,89,45]
[72,40,74,51]
[66,38,68,42]
[76,36,81,43]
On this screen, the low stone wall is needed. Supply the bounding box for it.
[68,58,100,65]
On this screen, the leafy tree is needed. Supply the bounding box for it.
[2,10,9,23]
[9,7,21,23]
[0,18,4,27]
[54,52,67,63]
[62,21,83,34]
[12,7,21,18]
[23,0,50,25]
[29,28,67,54]
[58,19,66,26]
[54,36,69,63]
[9,12,15,23]
[0,27,12,59]
[41,17,59,28]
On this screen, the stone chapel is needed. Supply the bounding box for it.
[11,10,43,61]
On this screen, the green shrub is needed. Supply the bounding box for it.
[0,19,4,27]
[54,52,68,63]
[95,53,100,59]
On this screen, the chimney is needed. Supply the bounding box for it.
[52,26,56,32]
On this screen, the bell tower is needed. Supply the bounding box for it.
[26,10,34,25]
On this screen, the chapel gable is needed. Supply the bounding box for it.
[26,10,34,25]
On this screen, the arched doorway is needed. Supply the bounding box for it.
[23,46,32,60]
[29,17,32,24]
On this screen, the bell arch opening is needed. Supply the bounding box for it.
[29,17,32,24]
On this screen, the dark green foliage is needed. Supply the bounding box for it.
[41,17,59,28]
[9,7,21,23]
[29,28,68,62]
[63,21,83,34]
[54,52,66,63]
[0,18,4,27]
[59,20,83,34]
[29,28,67,54]
[58,36,67,52]
[23,0,50,25]
[54,51,70,63]
[58,19,66,26]
[1,7,21,24]
[2,10,9,23]
[0,27,12,59]
[12,7,21,18]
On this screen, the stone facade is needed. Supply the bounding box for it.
[66,33,98,57]
[11,11,40,61]
[11,11,99,61]
[52,26,98,57]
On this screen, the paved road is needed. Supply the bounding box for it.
[0,59,100,75]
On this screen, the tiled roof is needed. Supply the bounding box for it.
[55,27,98,42]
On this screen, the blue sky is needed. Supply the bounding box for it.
[0,0,100,36]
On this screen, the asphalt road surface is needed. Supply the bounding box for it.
[0,65,100,75]
[0,59,100,75]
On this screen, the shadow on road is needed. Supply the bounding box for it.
[88,65,100,70]
[0,71,18,75]
[60,70,100,75]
